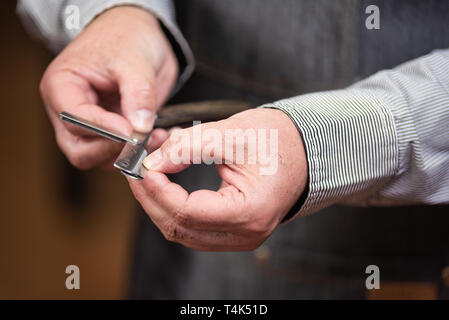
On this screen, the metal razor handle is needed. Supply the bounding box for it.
[59,100,252,179]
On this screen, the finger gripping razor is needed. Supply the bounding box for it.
[59,100,251,179]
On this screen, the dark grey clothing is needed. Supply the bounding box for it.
[130,0,449,299]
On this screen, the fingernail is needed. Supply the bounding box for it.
[143,148,163,170]
[130,109,155,132]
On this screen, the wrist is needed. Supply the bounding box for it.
[243,108,308,223]
[94,5,159,25]
[271,108,309,222]
[264,89,397,219]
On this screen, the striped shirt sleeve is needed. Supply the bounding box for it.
[16,0,194,90]
[263,49,449,220]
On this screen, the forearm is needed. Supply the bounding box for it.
[264,49,449,219]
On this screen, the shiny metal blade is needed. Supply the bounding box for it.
[59,112,138,144]
[59,111,150,180]
[113,133,151,180]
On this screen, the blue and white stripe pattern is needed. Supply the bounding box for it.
[266,49,449,219]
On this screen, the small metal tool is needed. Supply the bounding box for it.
[58,100,252,180]
[113,132,151,180]
[59,112,150,179]
[59,112,140,145]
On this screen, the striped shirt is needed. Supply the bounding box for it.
[265,49,449,219]
[18,0,449,220]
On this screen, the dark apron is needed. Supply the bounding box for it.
[130,0,449,299]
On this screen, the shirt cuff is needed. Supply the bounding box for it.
[66,0,194,92]
[262,89,398,221]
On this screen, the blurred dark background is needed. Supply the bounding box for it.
[0,1,136,299]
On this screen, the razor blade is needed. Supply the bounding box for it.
[59,112,149,180]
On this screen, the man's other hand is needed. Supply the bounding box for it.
[40,6,177,169]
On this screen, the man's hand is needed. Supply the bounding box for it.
[40,6,177,169]
[128,108,308,251]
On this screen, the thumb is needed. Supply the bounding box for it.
[142,127,202,174]
[115,64,157,132]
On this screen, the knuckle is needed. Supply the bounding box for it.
[136,75,155,88]
[122,74,155,95]
[163,220,181,243]
[165,128,189,155]
[161,135,173,152]
[166,128,187,147]
[160,136,177,160]
[245,218,274,239]
[172,207,190,226]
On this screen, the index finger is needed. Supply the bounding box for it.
[41,71,132,138]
